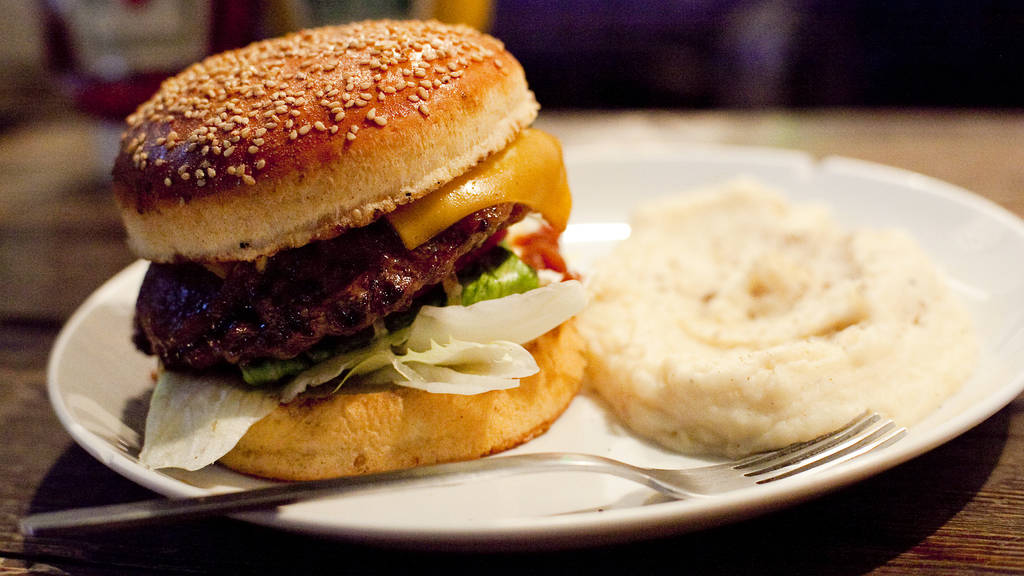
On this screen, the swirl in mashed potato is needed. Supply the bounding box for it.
[579,180,977,457]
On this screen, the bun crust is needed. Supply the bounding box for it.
[219,320,584,481]
[113,20,538,262]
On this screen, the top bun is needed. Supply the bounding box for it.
[112,20,538,262]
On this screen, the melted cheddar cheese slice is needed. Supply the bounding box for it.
[387,128,571,249]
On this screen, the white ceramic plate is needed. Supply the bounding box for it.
[48,147,1024,550]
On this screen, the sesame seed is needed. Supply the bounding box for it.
[256,159,266,170]
[243,175,256,185]
[248,145,259,154]
[298,124,311,135]
[164,177,172,187]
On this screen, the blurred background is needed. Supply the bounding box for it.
[1,0,1020,129]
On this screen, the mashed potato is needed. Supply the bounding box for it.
[579,180,977,457]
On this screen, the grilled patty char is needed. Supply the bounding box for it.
[134,203,527,371]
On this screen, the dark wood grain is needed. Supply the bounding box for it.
[2,110,1022,574]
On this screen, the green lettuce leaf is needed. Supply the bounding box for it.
[459,246,539,305]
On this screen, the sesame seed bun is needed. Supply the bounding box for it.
[112,20,538,263]
[218,319,584,481]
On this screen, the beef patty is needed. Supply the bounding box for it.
[134,203,527,371]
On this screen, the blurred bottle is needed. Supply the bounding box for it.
[42,0,257,121]
[414,0,491,30]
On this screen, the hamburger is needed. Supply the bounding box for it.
[112,20,586,481]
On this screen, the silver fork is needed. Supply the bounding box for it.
[20,412,904,537]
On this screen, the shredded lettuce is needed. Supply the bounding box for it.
[240,356,310,387]
[278,328,407,402]
[344,338,537,395]
[239,249,541,386]
[138,369,280,471]
[240,327,378,387]
[407,280,586,350]
[279,280,585,398]
[139,279,586,471]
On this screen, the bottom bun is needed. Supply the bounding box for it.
[220,320,585,481]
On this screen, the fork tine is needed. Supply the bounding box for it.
[731,411,879,472]
[752,419,906,484]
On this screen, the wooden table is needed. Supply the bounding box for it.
[2,109,1022,574]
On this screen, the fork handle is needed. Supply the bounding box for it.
[21,453,640,536]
